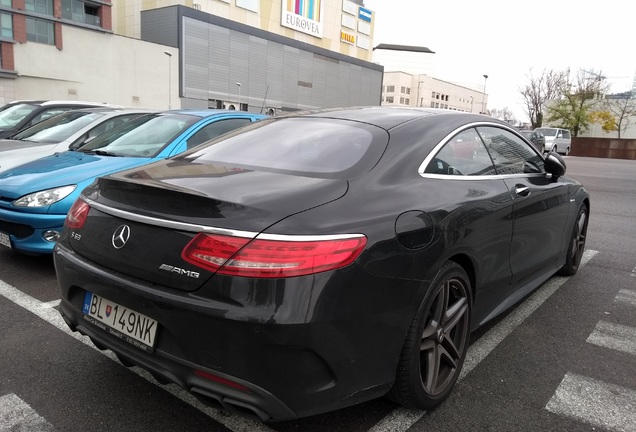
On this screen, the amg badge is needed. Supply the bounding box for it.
[159,264,200,278]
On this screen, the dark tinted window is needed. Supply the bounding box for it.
[425,128,496,176]
[182,118,386,178]
[186,118,252,149]
[477,126,544,175]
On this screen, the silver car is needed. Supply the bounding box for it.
[534,127,571,155]
[0,108,152,173]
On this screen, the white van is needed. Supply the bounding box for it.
[534,127,571,155]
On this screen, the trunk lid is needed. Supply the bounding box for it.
[69,159,348,291]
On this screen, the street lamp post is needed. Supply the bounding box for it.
[481,74,488,114]
[163,51,172,109]
[236,82,242,111]
[470,96,474,113]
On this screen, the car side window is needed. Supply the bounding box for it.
[563,130,570,139]
[29,108,73,126]
[69,114,141,149]
[476,126,545,175]
[186,118,253,149]
[88,115,138,139]
[424,128,496,176]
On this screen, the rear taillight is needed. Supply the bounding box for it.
[66,199,90,229]
[181,233,367,278]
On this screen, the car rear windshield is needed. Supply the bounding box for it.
[12,111,104,143]
[179,117,387,179]
[535,128,556,137]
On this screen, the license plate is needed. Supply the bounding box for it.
[82,291,158,349]
[0,232,11,249]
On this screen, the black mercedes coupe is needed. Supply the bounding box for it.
[54,107,589,421]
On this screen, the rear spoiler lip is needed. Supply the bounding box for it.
[82,197,364,242]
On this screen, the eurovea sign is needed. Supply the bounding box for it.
[358,7,372,22]
[281,0,324,38]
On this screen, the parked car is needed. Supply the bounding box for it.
[534,127,571,155]
[0,108,151,172]
[519,130,546,153]
[0,110,265,254]
[53,107,590,421]
[0,100,120,139]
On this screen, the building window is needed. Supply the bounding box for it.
[62,0,101,26]
[386,96,394,103]
[386,85,395,93]
[400,97,404,104]
[0,0,11,7]
[26,17,54,44]
[400,86,406,94]
[405,98,410,105]
[406,88,410,95]
[0,13,12,38]
[25,0,54,15]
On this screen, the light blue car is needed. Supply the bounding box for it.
[0,110,266,254]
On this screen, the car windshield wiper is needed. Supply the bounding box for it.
[83,149,124,157]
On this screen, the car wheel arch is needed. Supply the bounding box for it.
[448,254,477,303]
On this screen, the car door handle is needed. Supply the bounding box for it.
[515,185,530,197]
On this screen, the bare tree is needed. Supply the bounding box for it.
[488,107,516,125]
[546,69,610,137]
[604,92,636,138]
[519,68,568,129]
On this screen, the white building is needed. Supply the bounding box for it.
[381,71,488,113]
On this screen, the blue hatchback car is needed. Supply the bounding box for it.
[0,110,265,254]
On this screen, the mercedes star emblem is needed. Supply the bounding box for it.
[112,225,131,249]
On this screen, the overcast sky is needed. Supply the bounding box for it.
[364,0,636,122]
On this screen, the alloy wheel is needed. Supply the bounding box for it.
[571,209,587,267]
[419,277,470,396]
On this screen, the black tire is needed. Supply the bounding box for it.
[553,145,558,154]
[558,205,589,276]
[389,261,472,410]
[564,146,570,156]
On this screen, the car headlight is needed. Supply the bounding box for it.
[13,185,77,207]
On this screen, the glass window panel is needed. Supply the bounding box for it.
[476,126,545,175]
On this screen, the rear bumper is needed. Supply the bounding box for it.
[54,242,423,420]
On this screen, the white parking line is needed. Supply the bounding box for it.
[587,321,636,357]
[615,289,636,307]
[0,393,55,431]
[368,249,598,432]
[43,299,61,308]
[546,373,636,432]
[0,280,275,432]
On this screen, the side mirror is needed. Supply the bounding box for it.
[545,152,566,178]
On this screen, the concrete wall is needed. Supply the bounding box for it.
[10,26,178,109]
[571,137,636,159]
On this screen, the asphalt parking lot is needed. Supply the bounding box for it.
[1,156,635,432]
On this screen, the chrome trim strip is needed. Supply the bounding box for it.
[418,173,548,181]
[84,197,364,241]
[417,121,544,179]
